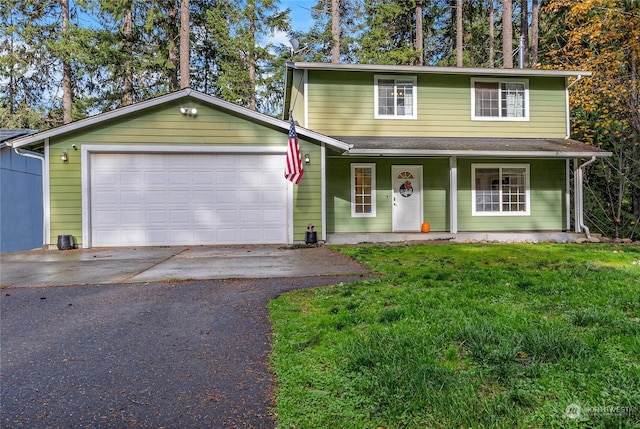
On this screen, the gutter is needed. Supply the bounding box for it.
[13,146,46,247]
[345,149,610,158]
[575,156,597,238]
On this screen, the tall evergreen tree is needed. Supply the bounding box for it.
[203,0,289,111]
[543,0,640,239]
[1,0,98,129]
[358,0,419,64]
[502,0,513,67]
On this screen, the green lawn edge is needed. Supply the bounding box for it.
[269,243,640,429]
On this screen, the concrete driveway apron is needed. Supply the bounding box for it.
[0,245,369,287]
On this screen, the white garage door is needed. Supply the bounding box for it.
[90,152,288,246]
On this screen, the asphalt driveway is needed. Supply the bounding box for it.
[0,246,370,428]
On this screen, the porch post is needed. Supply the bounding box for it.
[321,143,327,242]
[574,158,583,233]
[450,156,458,234]
[566,159,571,231]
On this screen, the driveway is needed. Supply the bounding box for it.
[0,245,370,428]
[1,245,369,287]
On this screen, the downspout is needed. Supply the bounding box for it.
[565,75,582,139]
[13,146,46,247]
[575,156,596,238]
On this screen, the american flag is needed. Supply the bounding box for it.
[284,116,303,184]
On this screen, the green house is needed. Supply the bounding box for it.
[284,62,610,243]
[10,62,610,248]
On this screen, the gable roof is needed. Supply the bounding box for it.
[8,88,351,152]
[0,129,38,144]
[337,136,611,158]
[286,62,592,78]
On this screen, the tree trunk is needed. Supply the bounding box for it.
[456,0,463,67]
[416,0,423,65]
[331,0,340,63]
[248,0,257,110]
[502,0,513,68]
[530,0,539,66]
[168,3,179,90]
[61,0,73,124]
[122,4,133,106]
[489,0,495,67]
[180,0,190,88]
[520,0,528,67]
[629,53,640,233]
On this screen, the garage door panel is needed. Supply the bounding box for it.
[216,173,237,185]
[121,210,144,224]
[169,171,191,184]
[241,209,261,223]
[193,172,215,184]
[193,191,214,203]
[216,190,237,204]
[90,152,288,246]
[169,191,190,204]
[144,191,166,204]
[145,210,166,223]
[95,210,119,225]
[263,190,284,204]
[239,192,261,204]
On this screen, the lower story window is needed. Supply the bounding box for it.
[472,164,529,216]
[351,163,376,217]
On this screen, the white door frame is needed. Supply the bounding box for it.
[81,145,289,248]
[392,165,423,232]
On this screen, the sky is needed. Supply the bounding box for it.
[272,0,317,46]
[282,0,317,31]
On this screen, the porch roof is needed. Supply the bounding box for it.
[334,137,611,158]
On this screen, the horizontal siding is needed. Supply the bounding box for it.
[289,69,306,124]
[326,157,449,233]
[47,97,317,246]
[293,140,323,241]
[307,71,567,138]
[456,159,567,231]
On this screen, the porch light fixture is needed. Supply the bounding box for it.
[180,107,198,116]
[304,153,310,164]
[60,151,68,163]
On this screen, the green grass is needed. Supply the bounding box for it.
[268,244,640,428]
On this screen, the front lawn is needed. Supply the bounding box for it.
[269,244,640,428]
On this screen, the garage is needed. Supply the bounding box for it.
[89,151,288,247]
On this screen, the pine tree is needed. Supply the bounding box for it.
[543,0,640,239]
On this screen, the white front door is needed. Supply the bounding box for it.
[392,165,423,232]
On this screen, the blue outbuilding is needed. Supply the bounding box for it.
[1,130,43,253]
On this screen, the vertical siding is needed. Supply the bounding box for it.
[306,71,567,138]
[46,97,321,246]
[456,158,567,231]
[326,157,450,233]
[0,149,44,252]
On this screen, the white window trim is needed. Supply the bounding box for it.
[374,75,418,120]
[471,163,531,216]
[351,163,376,217]
[470,77,530,121]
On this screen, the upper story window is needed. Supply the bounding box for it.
[472,164,530,216]
[471,78,529,121]
[374,75,417,120]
